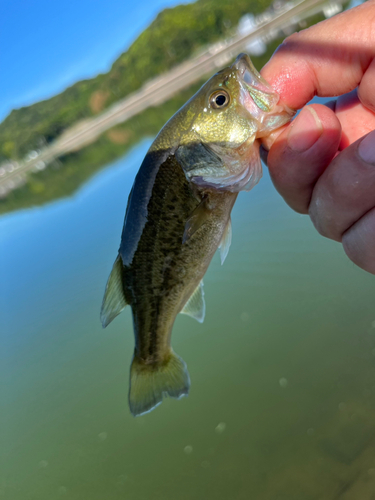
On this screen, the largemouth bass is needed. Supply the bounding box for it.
[101,54,292,416]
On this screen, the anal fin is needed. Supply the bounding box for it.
[180,280,205,323]
[100,255,128,328]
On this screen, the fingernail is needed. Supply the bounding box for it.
[287,107,323,152]
[358,130,375,164]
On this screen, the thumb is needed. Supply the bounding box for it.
[265,104,341,213]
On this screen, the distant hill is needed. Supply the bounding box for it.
[0,0,272,161]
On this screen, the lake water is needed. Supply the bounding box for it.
[2,137,375,500]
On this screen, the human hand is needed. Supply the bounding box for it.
[260,0,375,274]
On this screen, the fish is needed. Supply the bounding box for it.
[101,53,293,417]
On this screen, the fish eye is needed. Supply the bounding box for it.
[210,90,230,109]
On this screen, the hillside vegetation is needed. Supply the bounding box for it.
[0,0,272,161]
[0,35,285,215]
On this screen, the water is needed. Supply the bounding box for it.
[2,138,375,500]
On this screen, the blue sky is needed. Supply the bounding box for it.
[0,0,191,122]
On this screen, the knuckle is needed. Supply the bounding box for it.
[342,210,375,275]
[275,32,301,55]
[308,206,328,238]
[308,193,341,241]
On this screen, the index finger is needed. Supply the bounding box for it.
[261,0,375,111]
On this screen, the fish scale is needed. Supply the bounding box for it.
[123,154,234,362]
[100,53,293,416]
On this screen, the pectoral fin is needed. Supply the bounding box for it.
[181,280,205,323]
[219,218,232,265]
[183,198,211,244]
[100,255,128,328]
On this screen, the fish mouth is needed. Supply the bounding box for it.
[232,53,294,132]
[233,53,255,80]
[233,53,263,87]
[233,53,279,111]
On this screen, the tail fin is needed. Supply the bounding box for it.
[129,351,190,417]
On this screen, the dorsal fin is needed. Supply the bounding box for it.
[219,218,232,265]
[100,255,128,328]
[180,280,205,323]
[120,148,176,266]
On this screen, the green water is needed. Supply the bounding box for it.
[2,139,375,500]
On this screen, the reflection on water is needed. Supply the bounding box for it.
[2,138,375,499]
